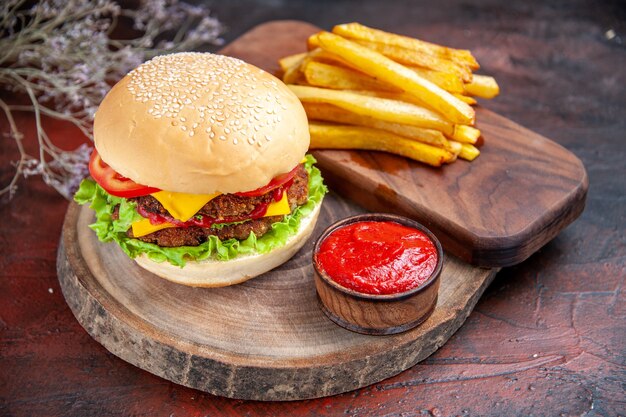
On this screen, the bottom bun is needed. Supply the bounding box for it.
[134,201,322,287]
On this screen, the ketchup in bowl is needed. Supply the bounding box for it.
[315,221,438,295]
[312,214,443,335]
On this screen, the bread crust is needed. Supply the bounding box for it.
[94,53,310,194]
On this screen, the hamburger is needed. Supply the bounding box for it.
[74,52,326,287]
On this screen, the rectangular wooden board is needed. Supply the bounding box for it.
[221,20,588,267]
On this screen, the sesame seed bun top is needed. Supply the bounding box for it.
[93,52,310,194]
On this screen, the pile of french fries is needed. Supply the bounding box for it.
[278,23,500,166]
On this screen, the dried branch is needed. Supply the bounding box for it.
[0,0,224,201]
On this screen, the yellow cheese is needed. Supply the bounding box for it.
[131,218,176,237]
[264,192,290,217]
[151,190,221,222]
[131,192,292,238]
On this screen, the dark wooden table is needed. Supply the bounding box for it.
[1,1,625,416]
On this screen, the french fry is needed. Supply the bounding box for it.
[304,48,347,66]
[301,48,374,77]
[348,89,430,109]
[332,22,479,69]
[349,90,478,122]
[279,52,307,72]
[315,32,475,125]
[303,102,451,148]
[409,67,465,94]
[282,62,305,85]
[289,85,453,134]
[449,140,480,161]
[304,54,465,95]
[349,39,473,83]
[453,94,477,105]
[449,124,481,144]
[445,139,463,156]
[307,33,321,50]
[303,61,400,92]
[279,23,499,167]
[309,122,454,167]
[465,74,500,99]
[311,31,472,82]
[283,48,357,85]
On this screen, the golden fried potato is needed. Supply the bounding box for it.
[280,23,500,167]
[289,85,453,134]
[449,140,481,161]
[278,52,307,72]
[282,63,305,85]
[309,122,455,166]
[315,32,475,125]
[303,61,400,92]
[449,124,481,144]
[409,67,465,94]
[453,94,477,105]
[348,39,473,82]
[332,22,479,69]
[465,74,500,99]
[303,102,451,148]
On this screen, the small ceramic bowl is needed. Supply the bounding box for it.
[312,213,443,335]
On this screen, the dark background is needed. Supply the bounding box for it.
[2,0,625,416]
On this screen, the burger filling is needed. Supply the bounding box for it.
[120,164,309,246]
[74,153,327,267]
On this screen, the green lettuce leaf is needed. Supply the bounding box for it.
[73,154,327,267]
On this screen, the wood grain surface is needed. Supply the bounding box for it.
[221,21,588,268]
[57,195,494,400]
[2,1,624,415]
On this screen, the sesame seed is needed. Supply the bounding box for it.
[125,52,292,148]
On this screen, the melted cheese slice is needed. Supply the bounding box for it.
[131,218,178,237]
[131,192,291,237]
[151,190,221,222]
[264,192,290,217]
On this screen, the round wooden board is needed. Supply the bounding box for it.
[57,193,496,401]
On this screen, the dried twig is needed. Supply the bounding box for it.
[1,0,224,201]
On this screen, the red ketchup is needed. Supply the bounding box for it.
[316,221,438,295]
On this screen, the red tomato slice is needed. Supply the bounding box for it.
[88,150,160,198]
[234,165,300,197]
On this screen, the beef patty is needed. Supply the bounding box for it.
[125,164,309,247]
